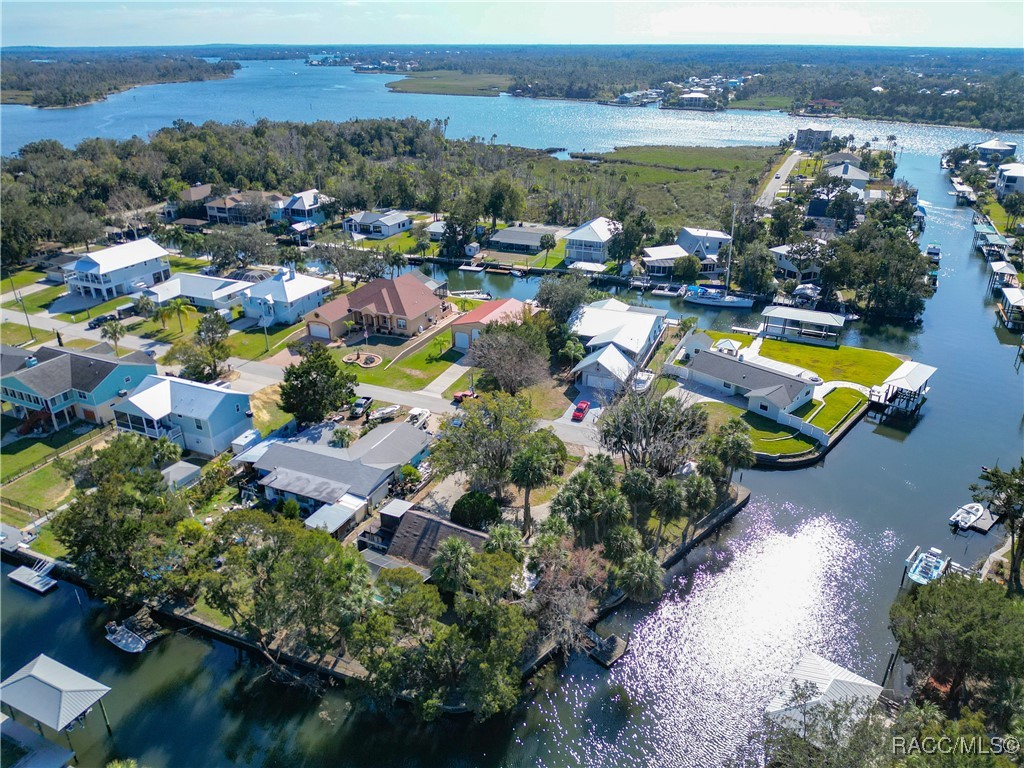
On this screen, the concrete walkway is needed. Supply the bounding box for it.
[419,362,471,395]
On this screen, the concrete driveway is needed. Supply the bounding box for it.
[554,386,605,426]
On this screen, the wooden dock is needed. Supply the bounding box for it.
[584,628,629,668]
[968,506,1001,534]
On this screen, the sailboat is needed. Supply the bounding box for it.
[682,205,754,309]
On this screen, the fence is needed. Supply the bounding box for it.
[1,496,47,520]
[0,423,114,486]
[775,411,831,446]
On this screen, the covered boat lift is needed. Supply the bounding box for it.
[869,360,937,416]
[761,305,846,347]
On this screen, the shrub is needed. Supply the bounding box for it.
[450,491,502,531]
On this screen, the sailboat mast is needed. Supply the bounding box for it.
[724,203,737,294]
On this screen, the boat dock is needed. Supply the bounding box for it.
[966,505,1001,534]
[583,628,629,667]
[8,561,58,594]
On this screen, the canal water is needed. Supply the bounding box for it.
[2,61,1023,767]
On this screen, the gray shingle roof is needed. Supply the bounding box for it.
[689,350,808,407]
[386,510,488,570]
[253,442,394,499]
[346,422,432,466]
[8,346,151,399]
[0,345,34,376]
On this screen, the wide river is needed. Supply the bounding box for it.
[2,61,1023,767]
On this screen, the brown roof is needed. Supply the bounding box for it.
[452,298,526,327]
[346,274,441,319]
[307,293,352,324]
[180,183,212,202]
[386,510,488,570]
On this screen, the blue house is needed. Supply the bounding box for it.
[0,344,157,431]
[241,267,332,326]
[113,375,253,457]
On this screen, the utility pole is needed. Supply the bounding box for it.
[14,291,36,341]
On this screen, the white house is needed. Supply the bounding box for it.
[242,268,332,326]
[825,162,870,190]
[144,272,252,310]
[569,298,666,391]
[565,217,619,264]
[283,189,328,224]
[641,244,687,277]
[344,211,412,239]
[675,227,732,260]
[66,239,171,300]
[996,163,1024,200]
[770,242,826,283]
[975,139,1017,162]
[113,375,253,457]
[426,220,446,241]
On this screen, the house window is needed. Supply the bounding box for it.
[759,403,769,412]
[76,390,88,400]
[236,404,241,412]
[194,418,203,430]
[723,382,732,389]
[124,376,131,383]
[396,318,407,329]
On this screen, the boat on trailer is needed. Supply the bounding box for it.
[949,502,985,531]
[904,546,950,585]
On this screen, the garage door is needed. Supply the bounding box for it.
[454,331,471,350]
[584,373,616,391]
[309,322,331,339]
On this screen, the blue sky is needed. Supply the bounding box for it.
[2,1,1022,49]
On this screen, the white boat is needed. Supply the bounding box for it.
[510,269,525,278]
[905,546,950,585]
[949,502,985,530]
[406,407,431,427]
[105,622,148,653]
[449,290,492,300]
[651,283,682,297]
[458,264,485,272]
[682,287,755,309]
[925,243,942,263]
[105,608,165,653]
[368,405,401,422]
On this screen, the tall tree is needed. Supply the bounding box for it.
[278,342,356,426]
[431,536,475,594]
[166,297,194,333]
[618,551,664,603]
[509,430,560,536]
[973,459,1024,595]
[600,390,708,477]
[99,319,127,356]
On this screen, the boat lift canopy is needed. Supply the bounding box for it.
[0,655,110,731]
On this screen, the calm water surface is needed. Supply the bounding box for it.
[3,63,1023,767]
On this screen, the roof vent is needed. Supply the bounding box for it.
[117,389,129,397]
[24,356,38,368]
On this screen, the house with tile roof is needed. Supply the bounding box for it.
[113,375,252,456]
[0,344,157,431]
[450,298,527,351]
[305,273,446,340]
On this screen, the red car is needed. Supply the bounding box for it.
[571,401,591,422]
[453,390,478,404]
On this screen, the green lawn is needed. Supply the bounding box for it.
[226,321,306,360]
[530,240,567,268]
[729,95,793,111]
[2,463,75,511]
[1,503,36,529]
[129,310,203,343]
[338,341,464,391]
[791,399,823,419]
[168,256,211,272]
[1,269,47,291]
[54,294,135,323]
[385,70,512,97]
[809,388,867,433]
[1,283,67,315]
[1,322,55,347]
[30,523,68,559]
[759,340,901,387]
[0,426,102,480]
[698,401,818,456]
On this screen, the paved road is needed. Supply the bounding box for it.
[756,150,802,209]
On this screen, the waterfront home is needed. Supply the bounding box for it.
[975,139,1018,163]
[0,344,157,431]
[241,267,331,326]
[569,298,666,391]
[825,162,869,190]
[486,224,561,255]
[995,163,1024,201]
[344,210,412,239]
[376,508,488,577]
[565,217,619,264]
[283,189,328,225]
[451,298,527,351]
[997,286,1024,331]
[66,238,171,300]
[426,220,446,241]
[761,306,845,347]
[205,190,287,225]
[305,273,444,340]
[164,182,213,220]
[685,345,814,420]
[822,151,861,168]
[765,652,882,743]
[113,375,253,457]
[638,243,717,279]
[677,92,711,109]
[675,227,732,260]
[795,123,832,152]
[770,242,825,283]
[144,272,251,310]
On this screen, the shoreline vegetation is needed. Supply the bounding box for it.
[1,71,237,109]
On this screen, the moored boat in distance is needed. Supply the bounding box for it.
[449,289,492,300]
[681,286,755,309]
[510,269,525,278]
[925,243,942,264]
[458,264,484,272]
[651,283,683,297]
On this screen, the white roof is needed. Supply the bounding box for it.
[883,360,937,392]
[826,163,870,181]
[303,493,365,534]
[347,210,410,226]
[571,344,635,383]
[426,220,446,233]
[712,338,743,352]
[286,189,319,211]
[0,654,110,731]
[146,272,251,304]
[999,163,1024,176]
[989,261,1018,276]
[762,305,846,328]
[72,238,169,275]
[570,300,663,356]
[568,261,608,273]
[765,652,881,738]
[1001,286,1024,307]
[681,92,710,99]
[567,216,619,244]
[245,269,331,304]
[117,375,248,421]
[976,139,1016,151]
[799,123,832,132]
[679,226,730,241]
[642,244,688,265]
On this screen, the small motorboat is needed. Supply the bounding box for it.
[949,502,985,531]
[681,286,754,309]
[924,243,942,264]
[651,283,682,297]
[510,269,525,278]
[368,405,401,422]
[905,546,950,585]
[458,264,484,272]
[106,621,148,653]
[406,407,430,427]
[105,608,165,653]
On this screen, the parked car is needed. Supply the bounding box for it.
[571,401,591,422]
[775,173,781,179]
[350,396,373,418]
[87,314,117,330]
[453,390,478,404]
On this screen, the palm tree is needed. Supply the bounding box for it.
[618,551,664,603]
[483,523,525,562]
[620,467,655,528]
[166,297,195,333]
[681,474,717,548]
[509,439,556,536]
[431,536,474,593]
[153,436,182,468]
[132,294,155,318]
[100,319,127,356]
[540,233,556,267]
[561,338,586,370]
[603,524,642,566]
[717,427,755,486]
[653,478,686,552]
[153,303,174,330]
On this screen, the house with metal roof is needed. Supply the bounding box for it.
[761,306,846,347]
[486,224,561,254]
[675,227,733,260]
[65,238,171,301]
[686,348,814,419]
[450,298,527,351]
[825,162,870,190]
[568,298,666,391]
[0,345,156,431]
[344,210,412,239]
[144,272,252,310]
[305,273,446,340]
[113,375,252,456]
[565,217,620,263]
[241,267,332,325]
[283,189,328,224]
